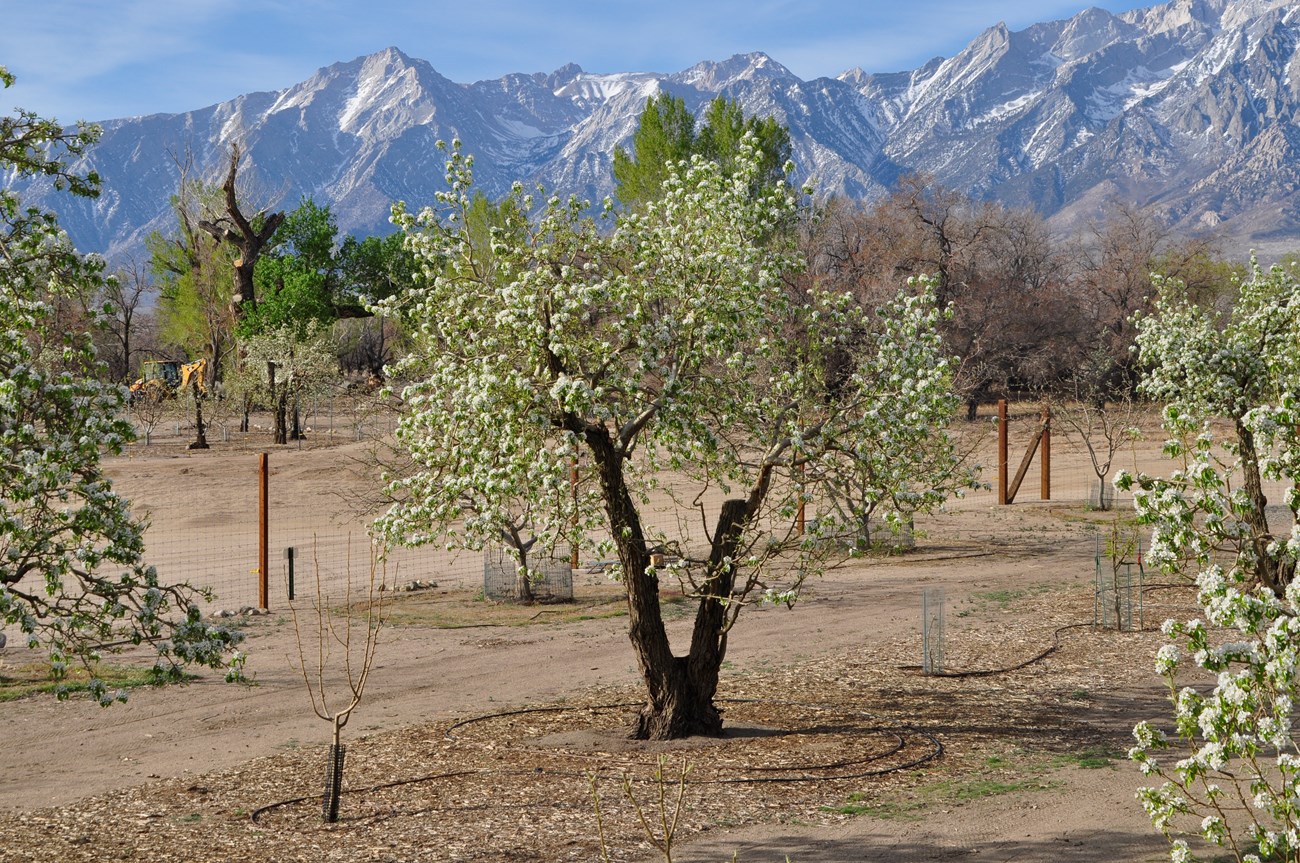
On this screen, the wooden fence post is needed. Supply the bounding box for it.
[998,400,1009,505]
[1041,405,1051,501]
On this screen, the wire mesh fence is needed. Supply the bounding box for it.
[5,401,1299,649]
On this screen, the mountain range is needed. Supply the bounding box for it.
[13,0,1300,260]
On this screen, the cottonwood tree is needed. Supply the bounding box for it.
[0,67,242,700]
[1122,261,1300,861]
[377,139,963,739]
[148,161,238,383]
[801,185,1080,417]
[199,143,284,322]
[1073,202,1230,399]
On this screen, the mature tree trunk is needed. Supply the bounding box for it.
[274,391,288,445]
[1236,418,1293,595]
[188,382,209,451]
[579,414,770,739]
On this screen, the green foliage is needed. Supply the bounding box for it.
[232,320,341,410]
[337,231,419,305]
[147,179,237,374]
[695,96,791,196]
[612,93,697,209]
[613,93,791,209]
[242,197,341,337]
[0,68,243,703]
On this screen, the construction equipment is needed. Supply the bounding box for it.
[129,359,208,402]
[178,358,208,394]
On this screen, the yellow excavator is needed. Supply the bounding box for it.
[129,359,208,403]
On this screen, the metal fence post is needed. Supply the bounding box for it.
[259,452,269,610]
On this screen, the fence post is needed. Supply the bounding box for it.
[286,546,296,601]
[1040,405,1051,501]
[997,400,1008,505]
[259,452,269,610]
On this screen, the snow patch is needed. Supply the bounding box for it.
[497,118,545,140]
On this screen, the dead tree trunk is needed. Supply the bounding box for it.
[198,143,284,323]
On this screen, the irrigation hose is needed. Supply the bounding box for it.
[904,620,1137,678]
[248,698,944,825]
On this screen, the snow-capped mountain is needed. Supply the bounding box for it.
[16,0,1300,259]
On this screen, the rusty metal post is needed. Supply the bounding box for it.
[1040,405,1051,501]
[997,400,1008,505]
[259,452,269,610]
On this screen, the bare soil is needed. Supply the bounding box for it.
[0,435,1189,862]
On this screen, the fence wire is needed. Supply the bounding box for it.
[3,404,1298,648]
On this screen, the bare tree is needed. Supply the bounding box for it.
[93,258,155,382]
[198,143,284,322]
[291,544,390,823]
[800,179,1081,417]
[1050,364,1145,511]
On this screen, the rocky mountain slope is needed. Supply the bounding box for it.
[12,0,1299,259]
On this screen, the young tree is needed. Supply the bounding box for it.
[377,139,964,739]
[0,67,242,700]
[235,321,340,444]
[1050,357,1144,511]
[817,303,981,549]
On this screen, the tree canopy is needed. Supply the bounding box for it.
[0,67,242,701]
[1121,261,1300,861]
[613,93,791,209]
[377,138,964,739]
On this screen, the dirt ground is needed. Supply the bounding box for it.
[0,432,1193,862]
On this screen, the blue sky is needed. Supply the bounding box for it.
[2,0,1154,123]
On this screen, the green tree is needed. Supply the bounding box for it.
[695,96,791,195]
[0,67,242,701]
[612,93,697,209]
[241,197,342,337]
[148,167,237,381]
[378,139,963,739]
[338,232,418,306]
[613,94,790,210]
